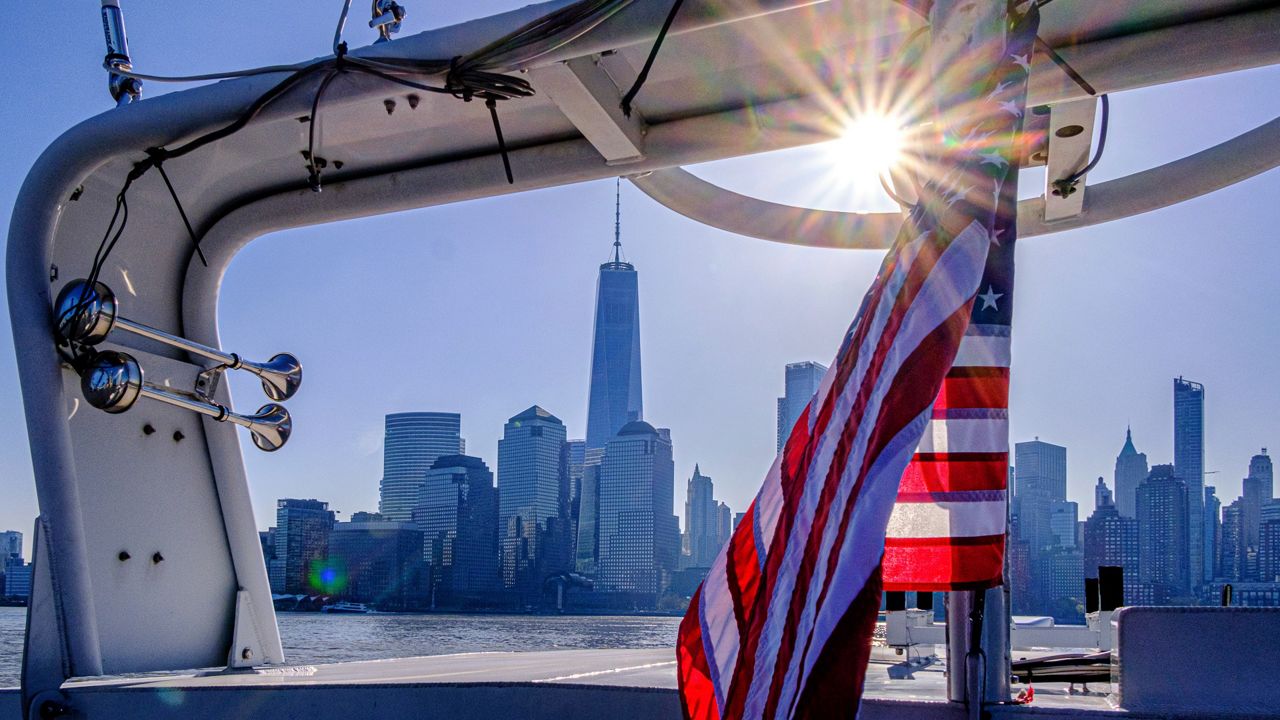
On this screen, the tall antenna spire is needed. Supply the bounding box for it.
[613,177,622,263]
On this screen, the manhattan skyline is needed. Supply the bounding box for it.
[1,5,1280,563]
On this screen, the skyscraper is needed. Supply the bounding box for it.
[379,412,465,522]
[596,421,676,603]
[325,518,427,610]
[1083,478,1140,604]
[1113,427,1148,518]
[1014,439,1067,554]
[1173,377,1205,586]
[1050,500,1080,548]
[1016,439,1068,501]
[1250,449,1274,499]
[1205,486,1221,581]
[497,406,572,598]
[776,361,828,452]
[269,499,335,594]
[684,465,720,569]
[1242,449,1274,549]
[0,531,21,560]
[414,455,500,605]
[1137,465,1190,602]
[1220,499,1245,581]
[584,189,642,452]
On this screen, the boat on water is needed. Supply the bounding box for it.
[320,602,373,615]
[3,1,1280,718]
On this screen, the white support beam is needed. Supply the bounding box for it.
[1043,97,1098,222]
[527,55,647,165]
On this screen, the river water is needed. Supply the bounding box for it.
[0,606,681,688]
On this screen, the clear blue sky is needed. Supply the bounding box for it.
[2,3,1279,560]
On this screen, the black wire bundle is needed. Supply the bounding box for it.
[79,0,635,303]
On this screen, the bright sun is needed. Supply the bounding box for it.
[833,115,905,176]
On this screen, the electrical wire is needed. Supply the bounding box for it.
[620,0,683,118]
[79,0,634,285]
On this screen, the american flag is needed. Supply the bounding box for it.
[676,5,1037,718]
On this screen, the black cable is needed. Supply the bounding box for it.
[1035,36,1095,96]
[486,98,515,184]
[1061,94,1108,186]
[620,0,684,118]
[151,156,208,266]
[307,68,344,191]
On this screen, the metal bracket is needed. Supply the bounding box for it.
[195,364,226,403]
[527,55,647,165]
[1043,97,1098,221]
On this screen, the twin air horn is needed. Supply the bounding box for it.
[55,279,299,452]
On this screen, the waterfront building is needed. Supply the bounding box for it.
[1094,477,1113,511]
[1016,439,1068,501]
[259,528,276,569]
[3,557,31,598]
[1013,439,1067,561]
[1113,427,1148,518]
[717,502,733,549]
[269,499,335,594]
[575,460,601,576]
[497,406,572,599]
[1173,377,1206,586]
[1258,500,1280,583]
[1205,486,1221,581]
[325,518,428,610]
[566,439,586,539]
[1220,499,1246,581]
[1136,465,1190,602]
[683,465,720,569]
[1083,479,1140,604]
[1047,548,1085,622]
[414,455,500,606]
[1242,449,1274,549]
[596,421,677,604]
[776,361,827,452]
[379,412,465,522]
[1251,449,1274,499]
[0,531,20,560]
[1049,500,1079,549]
[584,230,643,453]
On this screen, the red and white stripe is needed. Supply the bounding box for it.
[883,324,1010,591]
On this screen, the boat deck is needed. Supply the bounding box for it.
[4,646,1126,719]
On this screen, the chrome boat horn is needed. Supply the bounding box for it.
[55,279,302,401]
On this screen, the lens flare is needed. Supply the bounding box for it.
[834,114,905,175]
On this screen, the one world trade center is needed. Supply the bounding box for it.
[584,187,643,452]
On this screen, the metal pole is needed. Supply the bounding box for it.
[946,590,972,703]
[100,1,141,105]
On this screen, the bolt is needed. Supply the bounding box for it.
[384,98,396,115]
[152,552,164,564]
[241,647,253,660]
[39,700,71,719]
[118,550,131,561]
[406,94,420,109]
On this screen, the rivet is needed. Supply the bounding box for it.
[152,552,164,564]
[118,550,131,561]
[143,423,156,435]
[173,430,185,442]
[384,99,396,115]
[406,94,420,109]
